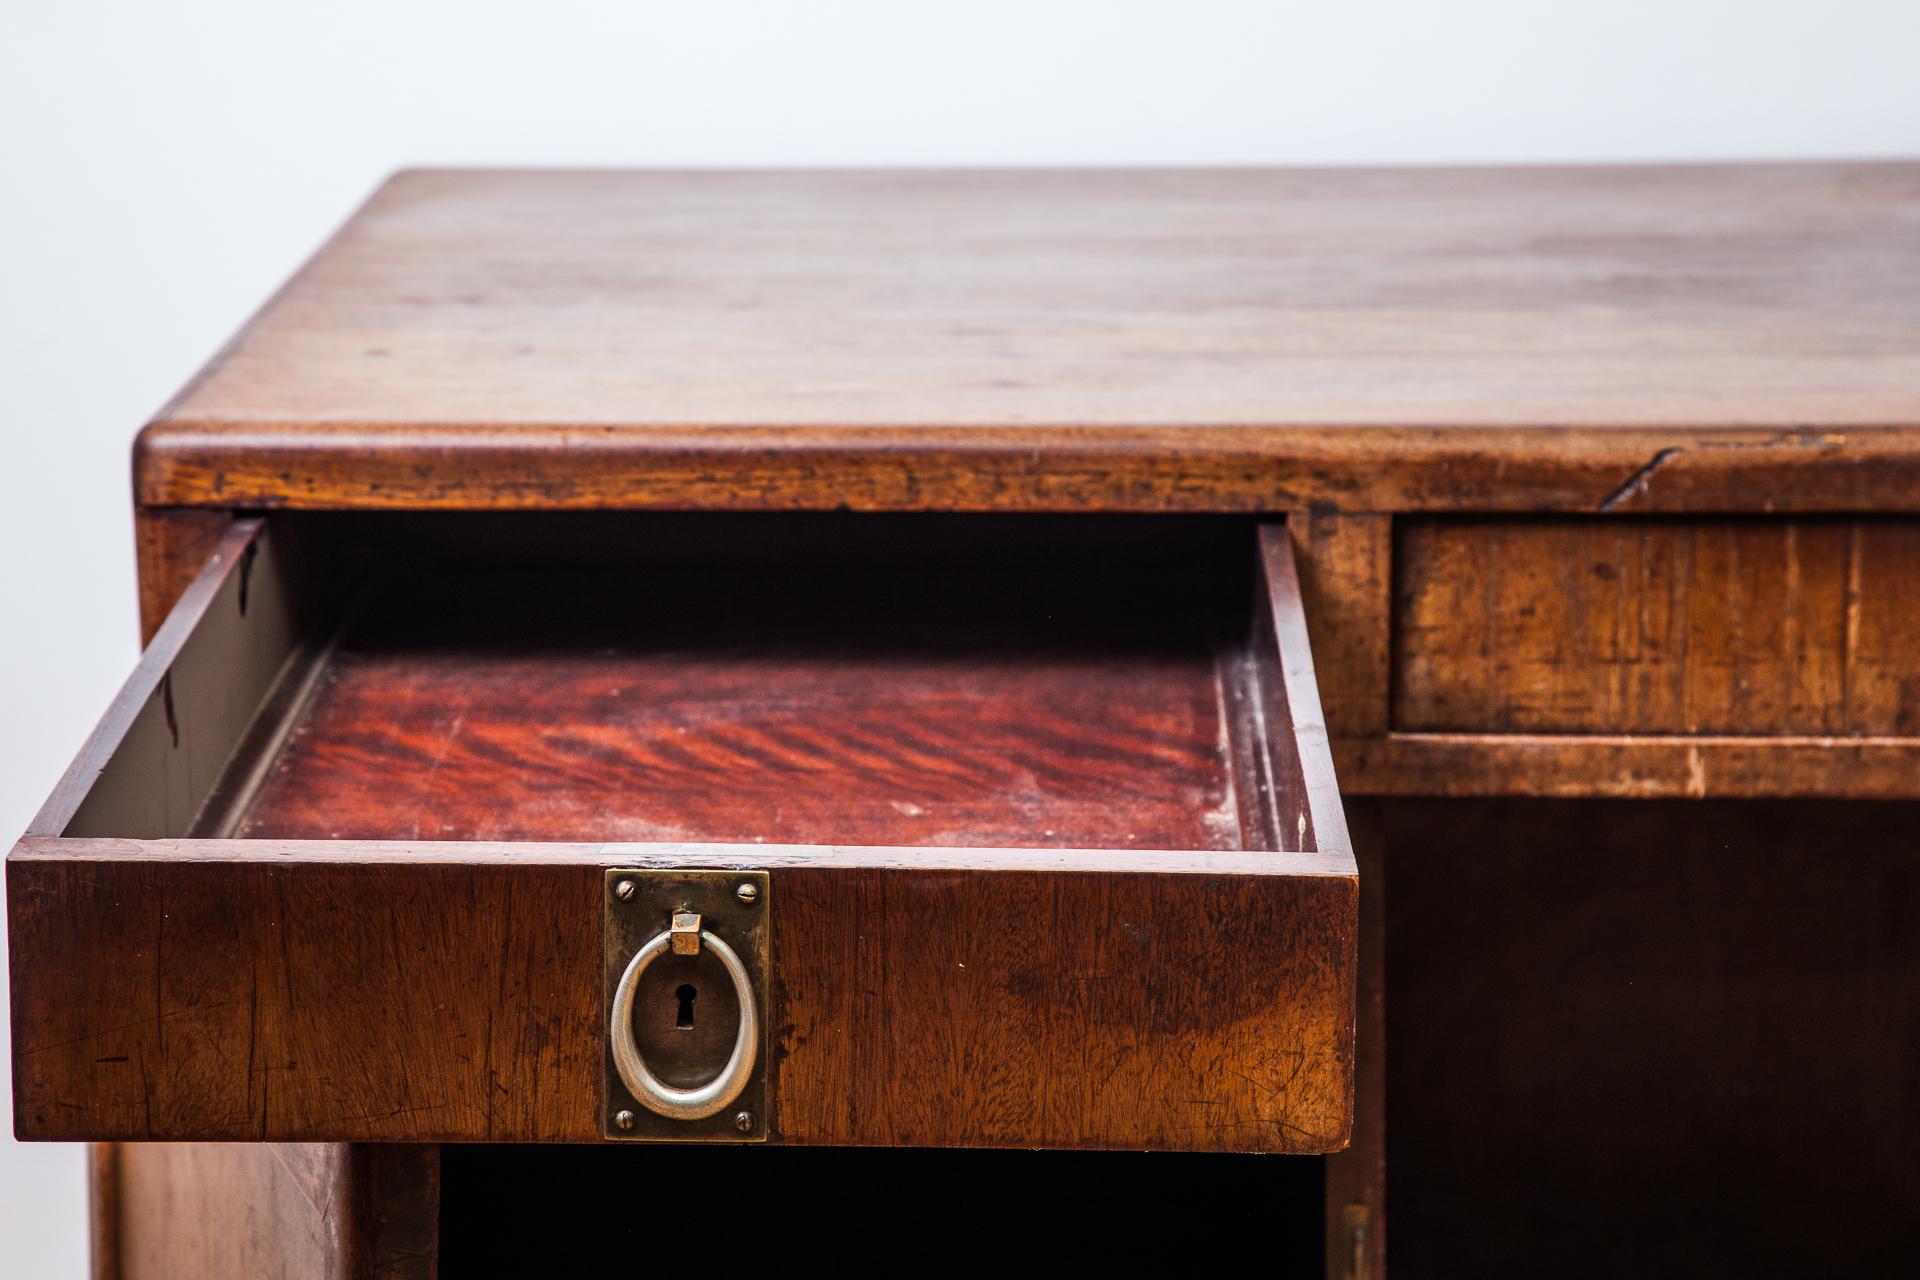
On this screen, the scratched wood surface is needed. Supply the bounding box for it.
[136,164,1920,515]
[67,161,1920,1278]
[114,1145,352,1280]
[1395,517,1920,736]
[237,566,1253,851]
[9,849,1354,1152]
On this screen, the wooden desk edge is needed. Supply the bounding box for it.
[134,421,1920,516]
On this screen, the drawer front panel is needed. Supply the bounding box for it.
[1395,517,1920,736]
[8,847,1354,1151]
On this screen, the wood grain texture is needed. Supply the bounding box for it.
[134,423,1920,516]
[9,853,601,1144]
[136,164,1920,515]
[89,1143,119,1280]
[61,161,1920,1280]
[773,860,1354,1151]
[1323,800,1385,1280]
[1293,513,1393,740]
[1335,732,1920,800]
[117,1145,349,1280]
[134,510,232,646]
[109,1143,435,1280]
[10,844,1354,1152]
[1395,518,1920,736]
[1253,524,1352,856]
[235,566,1254,851]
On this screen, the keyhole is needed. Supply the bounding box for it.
[675,984,697,1030]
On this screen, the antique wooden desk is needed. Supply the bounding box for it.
[11,165,1919,1276]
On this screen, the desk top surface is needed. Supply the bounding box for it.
[140,164,1920,513]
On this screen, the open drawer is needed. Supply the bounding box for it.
[10,514,1356,1153]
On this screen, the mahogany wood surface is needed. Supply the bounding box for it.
[133,510,231,645]
[10,846,1354,1152]
[235,565,1257,851]
[1395,517,1920,736]
[1323,801,1386,1280]
[136,165,1920,516]
[35,163,1920,1277]
[1256,524,1351,858]
[1291,513,1393,741]
[1336,731,1920,800]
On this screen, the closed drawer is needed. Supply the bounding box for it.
[1395,516,1920,736]
[10,514,1356,1153]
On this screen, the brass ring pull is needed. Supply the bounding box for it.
[609,926,760,1121]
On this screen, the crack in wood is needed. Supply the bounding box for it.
[1598,447,1684,512]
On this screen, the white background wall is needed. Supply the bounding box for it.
[4,2,1918,1271]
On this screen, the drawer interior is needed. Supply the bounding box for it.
[240,565,1247,848]
[71,513,1329,856]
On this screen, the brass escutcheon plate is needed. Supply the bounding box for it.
[602,868,771,1141]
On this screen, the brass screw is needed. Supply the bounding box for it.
[734,1111,755,1133]
[613,1110,636,1131]
[613,879,637,902]
[735,882,760,906]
